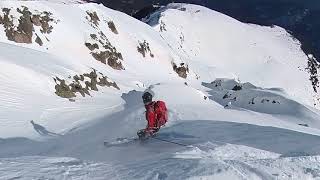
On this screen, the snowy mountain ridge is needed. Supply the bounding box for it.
[1,1,320,179]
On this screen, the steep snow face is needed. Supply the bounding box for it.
[0,2,318,139]
[1,2,320,179]
[146,3,320,109]
[0,0,319,145]
[0,1,177,139]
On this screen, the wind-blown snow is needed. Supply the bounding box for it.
[0,1,320,179]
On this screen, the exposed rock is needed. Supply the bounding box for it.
[91,51,108,64]
[70,81,90,97]
[232,85,242,91]
[298,123,309,127]
[211,80,222,87]
[90,34,97,40]
[85,31,124,70]
[172,62,189,79]
[108,21,118,34]
[31,15,41,26]
[306,55,320,93]
[249,98,255,104]
[137,40,154,58]
[2,7,10,13]
[39,11,54,34]
[10,31,31,43]
[69,99,76,102]
[272,100,280,104]
[105,54,123,70]
[17,7,33,38]
[35,34,43,46]
[73,75,85,82]
[99,31,107,40]
[91,50,124,69]
[0,7,56,45]
[1,9,14,35]
[1,7,32,44]
[98,76,120,90]
[54,77,76,99]
[84,70,98,91]
[86,11,100,27]
[160,21,166,32]
[85,42,99,51]
[54,69,120,101]
[223,93,230,99]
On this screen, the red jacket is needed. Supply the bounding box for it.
[145,101,168,132]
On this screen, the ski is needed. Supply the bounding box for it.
[103,133,156,148]
[103,137,139,148]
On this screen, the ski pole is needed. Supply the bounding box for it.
[151,137,189,147]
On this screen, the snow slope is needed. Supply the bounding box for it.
[146,3,320,108]
[0,1,320,179]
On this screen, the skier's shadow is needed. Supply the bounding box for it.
[30,120,61,137]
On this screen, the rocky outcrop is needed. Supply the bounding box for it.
[0,7,56,46]
[306,54,320,93]
[85,31,124,70]
[159,21,167,32]
[86,11,100,28]
[54,69,120,101]
[137,40,154,58]
[35,34,43,46]
[54,77,76,99]
[84,11,124,70]
[172,62,189,79]
[107,21,118,34]
[201,79,303,116]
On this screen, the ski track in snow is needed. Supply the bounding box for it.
[0,1,320,179]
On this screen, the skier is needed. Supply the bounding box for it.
[137,92,168,139]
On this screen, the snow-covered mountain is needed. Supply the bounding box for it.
[1,1,320,179]
[98,0,320,71]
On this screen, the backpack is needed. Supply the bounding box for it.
[154,101,168,127]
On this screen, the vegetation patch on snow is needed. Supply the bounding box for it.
[54,69,119,101]
[0,6,56,46]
